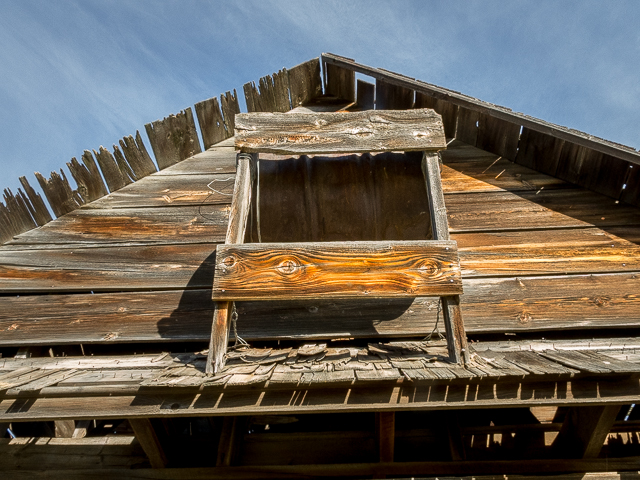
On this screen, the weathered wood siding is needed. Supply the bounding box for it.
[0,138,638,345]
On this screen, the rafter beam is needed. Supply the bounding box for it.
[129,418,168,468]
[552,405,621,458]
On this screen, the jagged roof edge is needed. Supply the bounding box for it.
[0,58,323,246]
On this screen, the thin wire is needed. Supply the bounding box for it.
[207,177,235,196]
[424,298,445,342]
[229,302,249,350]
[198,177,234,221]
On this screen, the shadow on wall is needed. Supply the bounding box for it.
[155,251,439,344]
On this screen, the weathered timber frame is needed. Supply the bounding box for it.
[207,110,469,373]
[206,152,256,375]
[423,151,470,364]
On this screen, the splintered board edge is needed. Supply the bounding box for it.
[212,240,462,300]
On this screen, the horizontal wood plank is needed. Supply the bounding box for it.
[213,241,462,300]
[446,189,640,232]
[440,141,569,194]
[0,243,219,293]
[0,272,637,345]
[150,147,236,176]
[0,226,638,292]
[234,109,446,154]
[6,205,229,245]
[2,375,639,421]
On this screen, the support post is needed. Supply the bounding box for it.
[376,411,395,463]
[207,153,256,375]
[445,412,466,461]
[216,416,245,467]
[552,405,621,458]
[129,418,168,468]
[54,420,76,438]
[422,151,470,364]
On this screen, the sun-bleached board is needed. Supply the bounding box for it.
[234,109,446,155]
[212,240,462,301]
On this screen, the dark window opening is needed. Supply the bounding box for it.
[246,150,432,243]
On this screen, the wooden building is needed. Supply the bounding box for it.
[1,53,639,478]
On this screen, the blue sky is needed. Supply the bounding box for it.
[1,0,639,199]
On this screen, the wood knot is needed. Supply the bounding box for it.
[413,130,432,139]
[277,259,300,275]
[592,296,611,307]
[222,255,236,269]
[418,261,438,276]
[516,311,532,324]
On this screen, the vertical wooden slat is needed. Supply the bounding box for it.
[455,107,480,146]
[514,127,565,176]
[19,176,52,226]
[207,153,255,375]
[552,405,620,458]
[476,114,521,161]
[112,145,137,185]
[422,151,470,365]
[258,76,277,112]
[243,82,258,113]
[195,96,227,149]
[67,151,108,203]
[129,418,168,468]
[555,142,596,185]
[35,169,84,217]
[325,62,355,102]
[94,146,129,192]
[216,416,245,466]
[376,79,414,110]
[0,189,38,243]
[376,411,395,463]
[4,189,36,232]
[118,131,158,180]
[17,189,38,228]
[356,79,375,110]
[583,153,630,200]
[288,58,322,107]
[445,412,466,461]
[620,164,640,208]
[221,90,241,135]
[414,92,459,139]
[0,211,10,244]
[145,108,202,170]
[272,68,291,112]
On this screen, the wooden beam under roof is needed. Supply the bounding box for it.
[3,455,640,479]
[552,405,621,458]
[322,52,640,167]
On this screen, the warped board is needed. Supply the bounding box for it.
[6,205,229,245]
[1,227,638,292]
[213,241,462,300]
[1,272,638,345]
[234,109,446,154]
[0,243,219,292]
